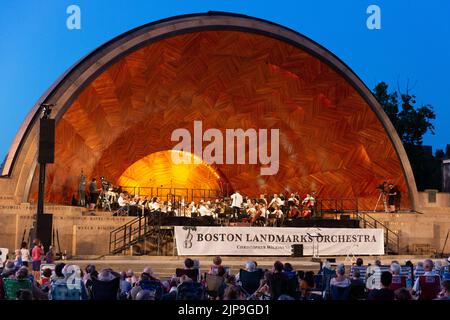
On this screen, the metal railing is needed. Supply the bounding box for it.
[317,198,359,216]
[355,212,400,254]
[118,186,224,203]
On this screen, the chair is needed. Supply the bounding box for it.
[91,278,120,300]
[313,274,324,291]
[138,280,164,300]
[349,280,366,300]
[321,268,336,299]
[205,274,225,299]
[238,269,263,296]
[50,282,82,300]
[3,278,32,300]
[418,275,441,300]
[176,268,199,283]
[330,285,351,300]
[389,275,407,291]
[176,282,205,300]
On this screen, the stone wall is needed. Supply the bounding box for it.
[0,203,134,256]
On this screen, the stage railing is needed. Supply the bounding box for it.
[317,198,359,216]
[118,186,224,203]
[355,212,400,254]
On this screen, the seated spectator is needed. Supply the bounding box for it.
[389,262,406,291]
[176,259,199,282]
[330,264,351,300]
[209,256,223,275]
[40,268,52,291]
[368,271,394,300]
[394,288,412,300]
[125,269,137,285]
[142,266,161,282]
[49,264,88,300]
[349,269,366,300]
[330,264,351,288]
[235,261,257,282]
[91,268,120,300]
[223,285,245,300]
[119,271,131,300]
[135,289,156,300]
[300,271,315,299]
[412,259,441,300]
[435,279,450,300]
[1,261,16,279]
[14,250,22,269]
[350,258,366,279]
[268,261,293,300]
[17,289,33,300]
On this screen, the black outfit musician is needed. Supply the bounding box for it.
[387,184,399,213]
[78,170,86,207]
[89,178,100,211]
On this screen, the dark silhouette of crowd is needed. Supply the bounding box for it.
[1,253,450,300]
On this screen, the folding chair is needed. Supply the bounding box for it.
[176,282,205,300]
[3,278,32,300]
[330,285,351,300]
[176,268,199,283]
[238,269,263,297]
[205,274,225,299]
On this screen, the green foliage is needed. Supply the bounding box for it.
[373,82,441,191]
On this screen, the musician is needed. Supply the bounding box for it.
[188,201,197,217]
[88,178,101,212]
[258,194,268,206]
[78,170,86,207]
[268,193,283,212]
[151,197,161,211]
[387,184,399,213]
[301,193,316,218]
[198,200,212,217]
[230,190,243,219]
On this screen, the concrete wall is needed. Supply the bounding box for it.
[0,203,134,256]
[1,194,449,256]
[418,191,450,208]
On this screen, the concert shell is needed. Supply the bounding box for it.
[1,12,418,211]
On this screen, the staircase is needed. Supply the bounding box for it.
[109,213,174,255]
[355,212,400,254]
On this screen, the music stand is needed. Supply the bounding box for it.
[307,231,322,259]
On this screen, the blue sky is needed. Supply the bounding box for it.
[0,0,449,160]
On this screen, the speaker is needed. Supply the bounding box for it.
[36,213,53,251]
[38,119,55,164]
[291,244,303,257]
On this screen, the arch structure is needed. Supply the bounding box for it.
[0,12,419,211]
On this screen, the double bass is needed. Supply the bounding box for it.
[301,194,315,219]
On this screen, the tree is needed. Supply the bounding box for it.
[373,82,441,190]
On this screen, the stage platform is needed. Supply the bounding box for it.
[122,215,361,229]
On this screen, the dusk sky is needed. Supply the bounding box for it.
[1,0,449,161]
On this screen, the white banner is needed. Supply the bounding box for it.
[175,227,384,256]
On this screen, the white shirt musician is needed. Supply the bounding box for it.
[269,194,284,208]
[151,198,161,211]
[231,191,243,207]
[230,191,243,218]
[198,203,212,216]
[118,193,128,207]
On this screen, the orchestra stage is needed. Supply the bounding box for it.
[143,215,360,229]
